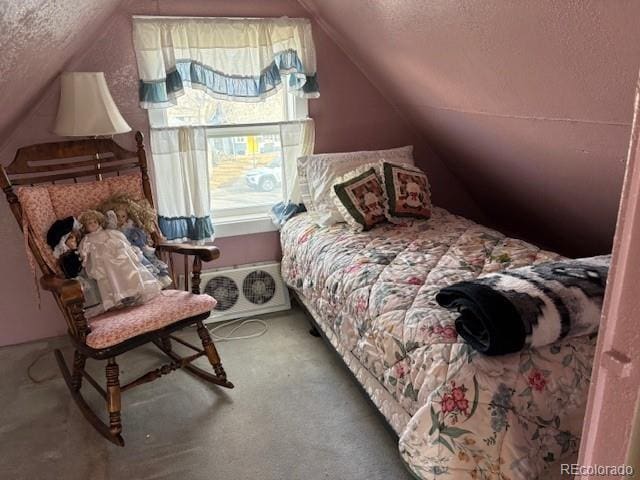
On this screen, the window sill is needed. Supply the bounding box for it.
[213,212,278,238]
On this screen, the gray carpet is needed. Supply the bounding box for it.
[0,307,414,480]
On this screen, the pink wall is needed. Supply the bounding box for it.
[301,0,640,256]
[578,79,640,475]
[0,0,478,346]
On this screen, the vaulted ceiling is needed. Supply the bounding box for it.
[2,0,640,255]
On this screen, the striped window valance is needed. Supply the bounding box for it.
[132,16,319,109]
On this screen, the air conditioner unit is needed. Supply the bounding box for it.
[180,262,291,323]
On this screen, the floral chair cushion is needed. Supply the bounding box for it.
[381,162,432,222]
[15,185,60,272]
[105,173,144,200]
[48,181,112,219]
[86,289,217,349]
[331,165,387,232]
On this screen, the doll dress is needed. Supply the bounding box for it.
[79,227,161,312]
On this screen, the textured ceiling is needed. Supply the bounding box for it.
[298,0,640,255]
[299,0,639,122]
[0,0,124,139]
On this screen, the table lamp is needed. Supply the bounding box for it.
[53,72,131,179]
[54,72,131,136]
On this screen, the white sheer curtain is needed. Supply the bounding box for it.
[280,119,315,203]
[150,127,213,243]
[271,119,315,227]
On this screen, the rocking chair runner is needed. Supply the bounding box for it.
[0,132,233,446]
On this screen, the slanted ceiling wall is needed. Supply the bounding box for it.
[0,0,124,141]
[301,0,640,256]
[0,0,476,346]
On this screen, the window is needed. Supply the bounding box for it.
[135,16,318,241]
[149,83,308,233]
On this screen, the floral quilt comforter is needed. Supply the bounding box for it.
[280,208,596,480]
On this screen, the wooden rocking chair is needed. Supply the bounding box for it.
[0,132,233,446]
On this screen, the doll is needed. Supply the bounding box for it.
[46,216,103,315]
[98,194,158,234]
[105,210,119,230]
[121,224,171,287]
[98,194,172,287]
[78,210,161,312]
[46,216,83,278]
[104,209,172,288]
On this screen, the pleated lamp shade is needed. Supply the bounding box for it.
[53,72,131,136]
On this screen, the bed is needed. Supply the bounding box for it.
[280,206,596,479]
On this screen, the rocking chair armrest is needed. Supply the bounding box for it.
[155,243,220,262]
[40,274,85,306]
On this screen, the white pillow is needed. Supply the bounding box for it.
[297,146,414,226]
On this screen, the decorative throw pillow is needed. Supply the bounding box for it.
[297,146,414,226]
[331,166,387,232]
[381,162,432,222]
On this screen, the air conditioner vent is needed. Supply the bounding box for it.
[181,262,290,323]
[204,276,239,311]
[243,270,276,305]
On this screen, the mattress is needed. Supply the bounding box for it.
[280,207,596,480]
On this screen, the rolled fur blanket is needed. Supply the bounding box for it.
[435,255,610,355]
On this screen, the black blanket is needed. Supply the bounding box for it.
[435,255,610,355]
